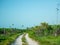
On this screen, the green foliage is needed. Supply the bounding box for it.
[22,34,28,45]
[0,28,26,45]
[27,22,60,45]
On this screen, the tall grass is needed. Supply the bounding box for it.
[0,28,26,45]
[22,33,28,45]
[29,31,60,45]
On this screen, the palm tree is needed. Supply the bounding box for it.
[11,24,14,33]
[12,24,14,27]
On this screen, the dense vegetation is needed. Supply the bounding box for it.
[0,28,26,45]
[0,22,60,45]
[28,22,60,45]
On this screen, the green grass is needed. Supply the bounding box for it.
[0,28,27,45]
[36,36,60,45]
[22,34,28,45]
[0,33,21,45]
[29,31,60,45]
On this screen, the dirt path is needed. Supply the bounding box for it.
[11,34,23,45]
[25,33,39,45]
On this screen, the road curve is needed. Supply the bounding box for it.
[11,34,23,45]
[25,33,39,45]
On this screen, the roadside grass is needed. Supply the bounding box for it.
[34,36,60,45]
[0,28,27,45]
[22,33,28,45]
[29,31,60,45]
[0,33,21,45]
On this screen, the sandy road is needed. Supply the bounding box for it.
[11,33,39,45]
[11,34,23,45]
[25,33,39,45]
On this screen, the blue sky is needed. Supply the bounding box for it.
[0,0,60,28]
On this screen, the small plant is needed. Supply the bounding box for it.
[22,34,28,45]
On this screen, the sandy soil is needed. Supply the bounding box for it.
[25,33,39,45]
[11,34,23,45]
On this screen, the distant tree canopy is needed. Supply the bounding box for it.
[28,22,60,36]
